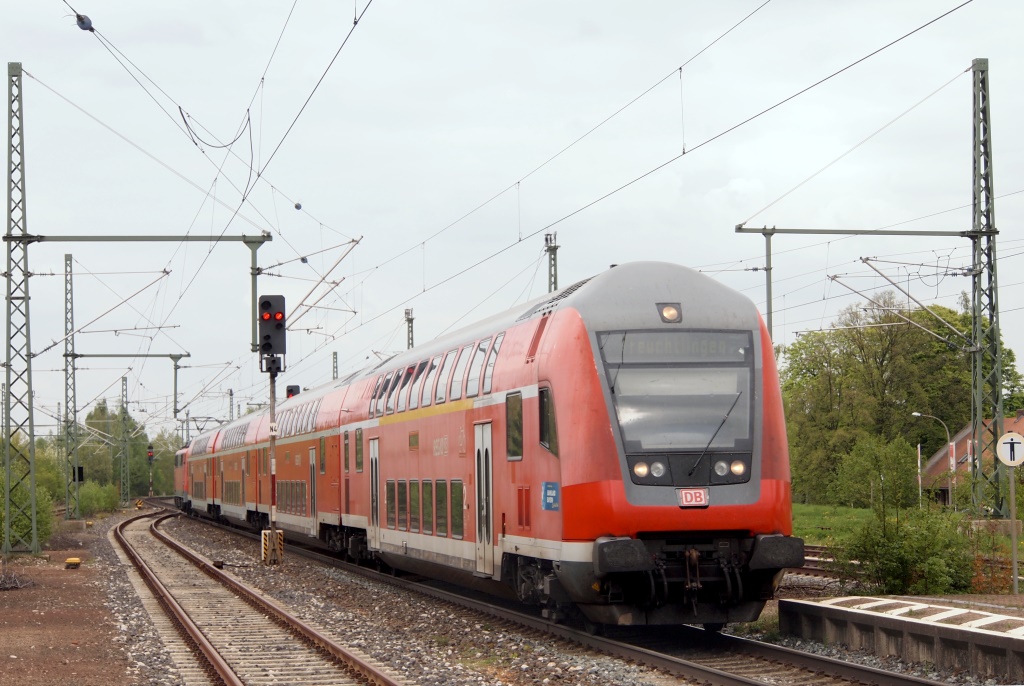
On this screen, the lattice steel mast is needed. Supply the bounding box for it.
[545,233,559,293]
[3,62,39,554]
[969,58,1006,516]
[64,254,80,518]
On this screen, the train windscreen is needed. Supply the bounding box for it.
[598,330,753,454]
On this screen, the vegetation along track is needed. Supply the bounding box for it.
[192,514,951,686]
[114,511,407,686]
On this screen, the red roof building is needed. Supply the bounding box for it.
[920,409,1024,505]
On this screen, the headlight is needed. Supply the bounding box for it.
[633,462,649,478]
[730,460,746,476]
[714,460,728,476]
[650,461,666,478]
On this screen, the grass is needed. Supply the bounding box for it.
[792,503,875,547]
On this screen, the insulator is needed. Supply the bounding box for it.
[76,14,94,32]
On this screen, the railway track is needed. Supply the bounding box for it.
[113,511,407,686]
[179,514,951,686]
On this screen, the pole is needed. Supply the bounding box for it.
[917,443,922,508]
[266,371,281,564]
[913,412,952,507]
[1010,474,1018,594]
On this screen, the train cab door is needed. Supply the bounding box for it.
[474,422,494,577]
[368,437,380,550]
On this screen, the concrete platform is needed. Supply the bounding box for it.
[780,596,1024,682]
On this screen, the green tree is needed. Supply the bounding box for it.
[0,433,55,545]
[780,292,1020,503]
[829,435,917,516]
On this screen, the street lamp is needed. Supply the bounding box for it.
[912,412,953,507]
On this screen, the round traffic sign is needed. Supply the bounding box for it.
[996,432,1024,467]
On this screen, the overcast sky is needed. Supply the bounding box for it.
[6,0,1023,440]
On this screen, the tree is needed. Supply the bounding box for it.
[780,291,1020,504]
[829,435,917,516]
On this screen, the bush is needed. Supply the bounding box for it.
[78,481,119,517]
[839,507,973,595]
[0,473,55,548]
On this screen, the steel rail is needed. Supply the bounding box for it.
[150,514,403,686]
[185,514,952,686]
[114,513,242,686]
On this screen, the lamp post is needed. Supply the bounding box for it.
[913,412,952,507]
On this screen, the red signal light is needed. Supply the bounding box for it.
[274,311,284,321]
[261,312,272,321]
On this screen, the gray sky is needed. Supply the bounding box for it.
[7,0,1023,439]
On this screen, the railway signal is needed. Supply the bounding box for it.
[258,295,287,357]
[286,385,300,398]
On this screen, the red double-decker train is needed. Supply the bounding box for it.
[174,261,802,629]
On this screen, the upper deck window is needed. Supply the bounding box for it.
[420,355,442,408]
[448,345,473,401]
[465,337,491,398]
[435,350,457,405]
[482,333,504,394]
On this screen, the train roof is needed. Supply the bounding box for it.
[184,261,758,451]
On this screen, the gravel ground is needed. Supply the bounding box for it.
[10,509,1012,685]
[157,515,687,686]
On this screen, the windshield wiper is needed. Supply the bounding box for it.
[688,391,743,477]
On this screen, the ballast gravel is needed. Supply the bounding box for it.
[89,511,995,686]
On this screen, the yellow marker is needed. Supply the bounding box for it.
[65,558,81,569]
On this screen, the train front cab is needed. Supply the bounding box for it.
[533,264,803,627]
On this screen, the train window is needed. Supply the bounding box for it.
[539,387,559,457]
[598,330,753,455]
[482,333,504,394]
[419,355,441,408]
[313,446,321,475]
[355,429,364,472]
[344,431,350,473]
[376,371,395,416]
[398,481,408,530]
[386,368,405,415]
[396,364,418,413]
[449,345,473,401]
[409,481,420,533]
[319,438,326,474]
[407,360,428,411]
[386,480,396,529]
[369,375,384,416]
[451,480,464,539]
[434,350,457,405]
[435,480,448,537]
[465,337,492,398]
[409,431,419,451]
[506,392,523,461]
[422,481,433,534]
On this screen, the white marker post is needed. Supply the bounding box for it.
[996,431,1022,594]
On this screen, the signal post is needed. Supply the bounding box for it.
[258,295,287,565]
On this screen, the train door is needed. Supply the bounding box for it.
[242,451,247,505]
[309,454,316,516]
[369,437,380,550]
[343,431,350,515]
[474,422,494,576]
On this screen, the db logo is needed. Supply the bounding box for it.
[677,488,709,508]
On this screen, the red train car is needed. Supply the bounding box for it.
[175,261,803,629]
